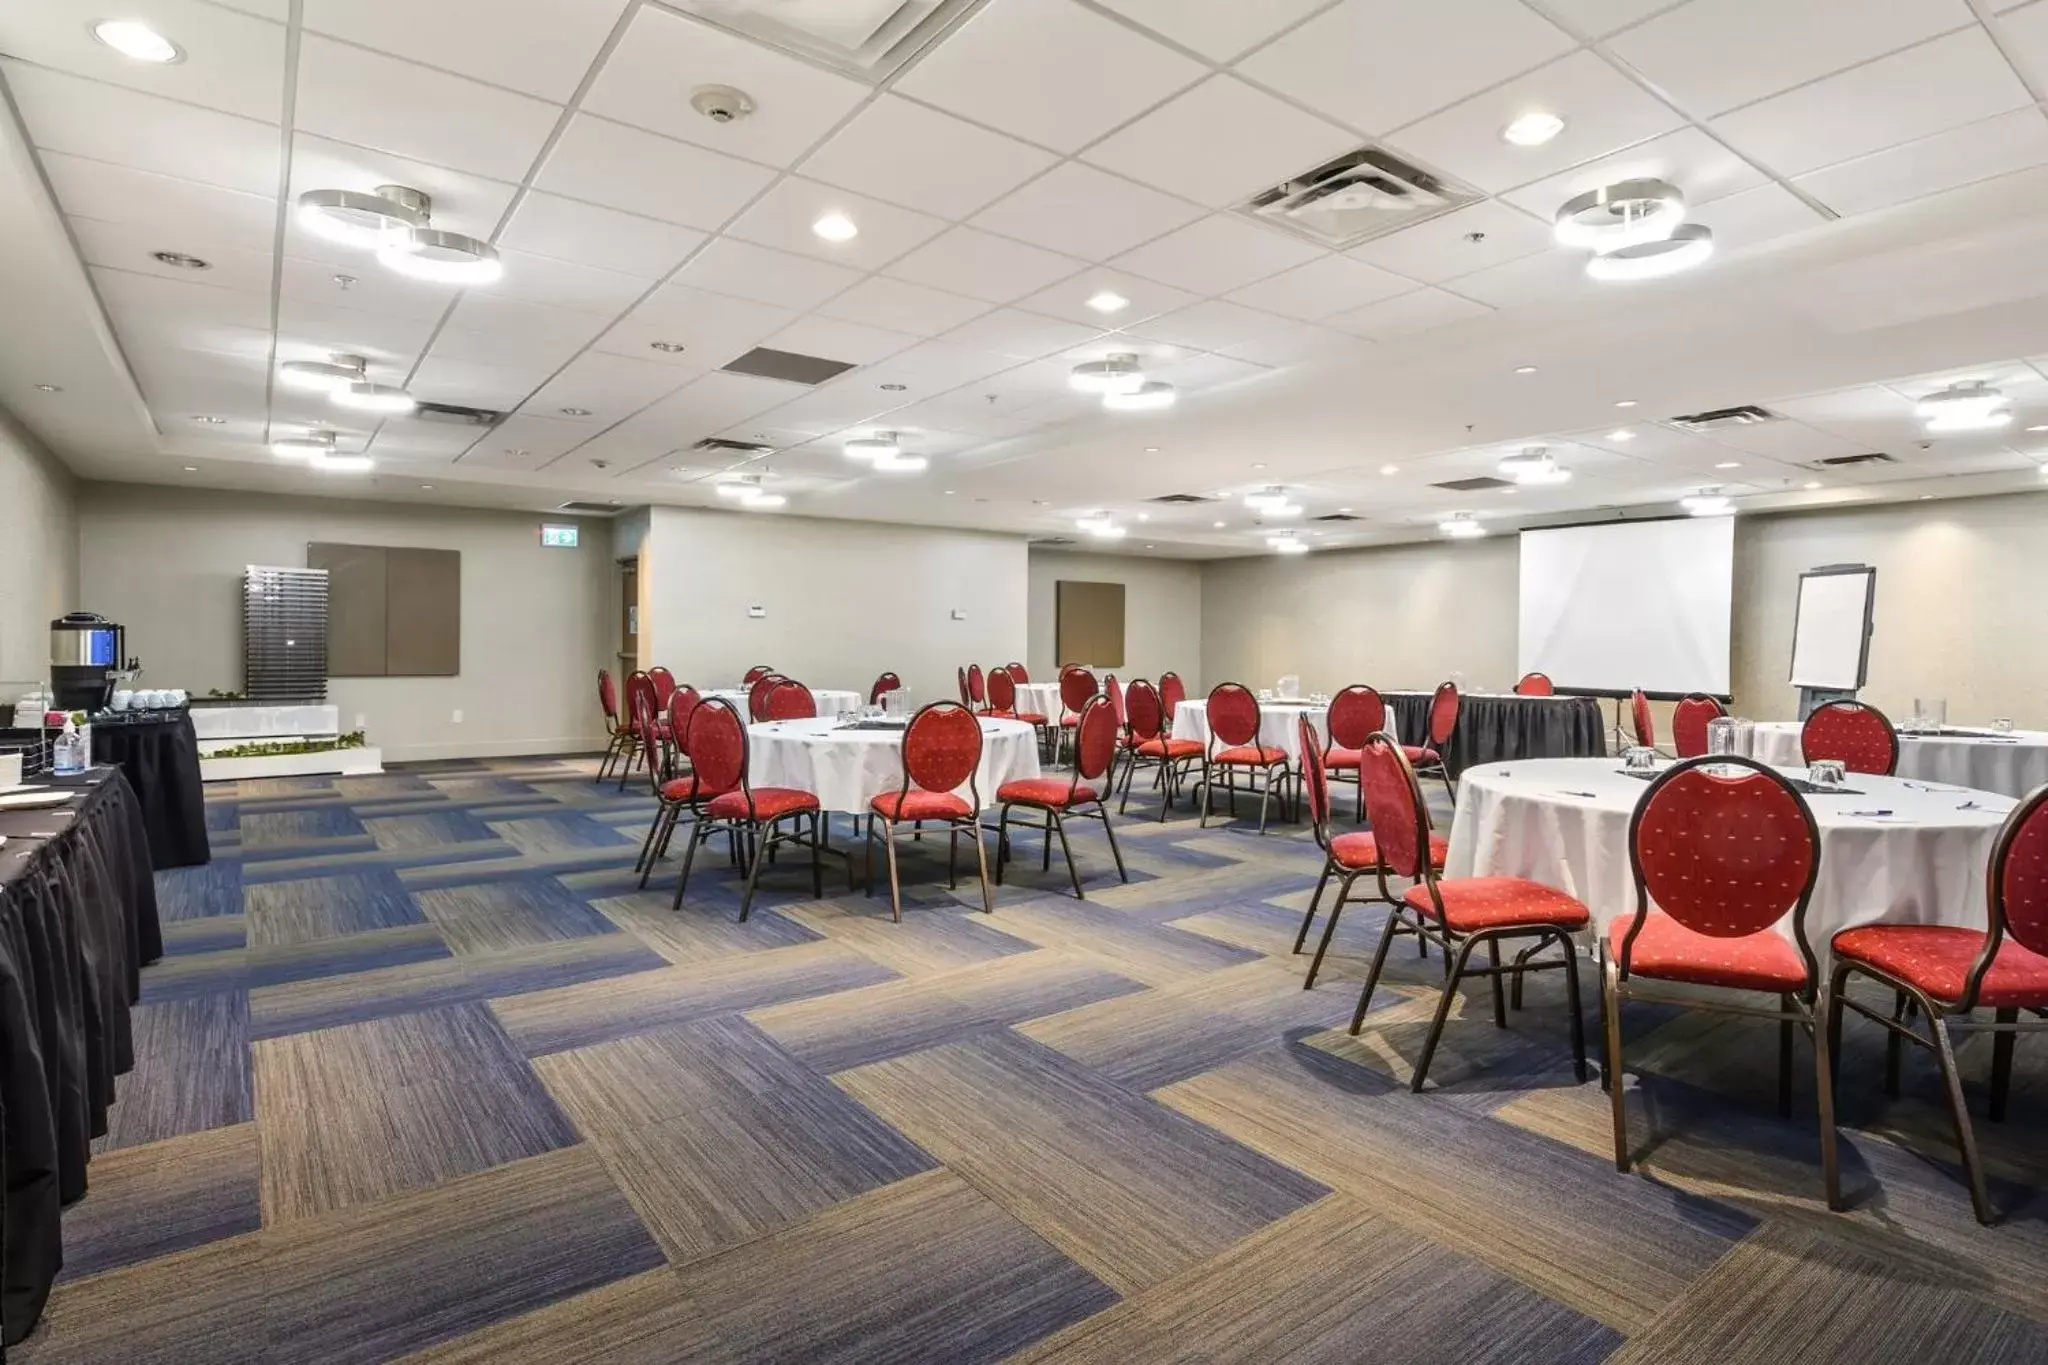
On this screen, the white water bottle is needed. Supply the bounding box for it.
[53,718,87,776]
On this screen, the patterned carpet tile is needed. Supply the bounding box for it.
[776,895,1038,978]
[412,877,622,955]
[101,992,251,1150]
[57,1123,262,1281]
[158,913,247,957]
[239,841,511,885]
[589,889,823,964]
[837,1030,1329,1296]
[391,1269,730,1365]
[246,923,454,991]
[153,858,242,922]
[487,813,635,857]
[360,809,501,851]
[980,895,1265,987]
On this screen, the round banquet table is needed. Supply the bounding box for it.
[1442,757,2015,953]
[1753,720,2048,800]
[708,686,864,719]
[1172,699,1384,762]
[1384,690,1606,775]
[1015,682,1064,720]
[747,716,1040,814]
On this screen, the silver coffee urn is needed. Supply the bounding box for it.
[49,612,125,712]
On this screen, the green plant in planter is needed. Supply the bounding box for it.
[206,731,367,759]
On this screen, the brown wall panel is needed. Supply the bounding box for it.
[385,547,461,676]
[309,542,387,677]
[1055,580,1126,669]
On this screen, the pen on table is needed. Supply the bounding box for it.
[1848,809,1894,817]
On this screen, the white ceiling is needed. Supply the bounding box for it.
[4,0,2048,558]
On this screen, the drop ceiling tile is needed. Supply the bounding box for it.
[1535,0,1688,38]
[1701,182,1828,255]
[884,227,1086,304]
[1135,300,1356,367]
[300,0,618,102]
[723,177,948,270]
[285,134,517,255]
[852,339,1022,395]
[1081,75,1359,209]
[278,253,459,321]
[1324,286,1493,340]
[670,237,862,311]
[409,355,553,410]
[521,352,689,422]
[1794,108,2048,216]
[533,115,776,231]
[1607,0,1974,118]
[1439,248,1590,308]
[498,193,706,277]
[745,380,905,436]
[813,277,991,337]
[893,0,1206,154]
[435,294,608,369]
[2009,1,2048,77]
[968,161,1205,261]
[630,370,805,446]
[0,0,287,121]
[1,61,279,194]
[759,314,921,366]
[69,216,274,295]
[1151,351,1274,392]
[1224,254,1415,320]
[1095,0,1330,61]
[40,154,277,254]
[276,296,437,365]
[580,4,870,169]
[487,249,652,314]
[597,285,796,367]
[1344,199,1552,283]
[293,36,561,183]
[459,414,591,468]
[1014,269,1197,328]
[1500,126,1772,219]
[938,309,1106,360]
[364,419,479,464]
[1108,214,1325,294]
[1239,0,1576,135]
[799,95,1058,218]
[93,267,272,331]
[1387,51,1687,195]
[1713,29,2031,177]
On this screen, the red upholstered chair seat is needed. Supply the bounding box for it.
[1401,744,1440,766]
[1607,911,1808,993]
[659,775,717,802]
[997,778,1099,808]
[707,787,818,822]
[1330,829,1447,872]
[1324,746,1363,770]
[1832,924,2048,1008]
[1403,877,1590,933]
[1138,737,1203,759]
[1012,711,1049,725]
[1214,744,1286,765]
[869,789,972,821]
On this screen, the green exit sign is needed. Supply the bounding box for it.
[539,523,579,548]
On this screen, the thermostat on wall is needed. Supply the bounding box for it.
[951,608,966,620]
[748,605,766,619]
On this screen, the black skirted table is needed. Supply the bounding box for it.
[89,712,209,870]
[0,770,162,1346]
[1385,690,1608,775]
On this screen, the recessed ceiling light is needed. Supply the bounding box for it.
[1252,462,1267,470]
[1086,290,1129,314]
[332,382,417,415]
[1144,446,1159,453]
[1917,380,2012,433]
[1439,514,1486,539]
[1145,544,1155,549]
[1803,481,1822,490]
[271,433,336,459]
[1498,448,1572,485]
[1919,494,1935,500]
[844,433,901,461]
[191,414,227,424]
[1681,491,1733,516]
[1212,520,1226,528]
[1514,365,1538,375]
[182,465,197,472]
[151,250,210,270]
[421,484,435,490]
[649,340,687,353]
[1615,399,1638,408]
[91,19,182,63]
[880,382,907,392]
[559,406,593,417]
[943,489,955,495]
[1137,512,1150,521]
[311,454,375,473]
[1501,111,1564,147]
[297,185,428,249]
[812,212,859,242]
[1715,460,1742,469]
[1338,506,1353,513]
[1586,224,1714,281]
[33,384,62,393]
[1607,429,1634,441]
[1379,464,1398,475]
[873,452,928,474]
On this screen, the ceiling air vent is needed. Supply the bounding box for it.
[658,0,988,82]
[1432,475,1513,492]
[1313,512,1363,522]
[721,347,859,386]
[1240,146,1482,250]
[1029,536,1077,547]
[1815,452,1896,467]
[1147,492,1216,504]
[1668,404,1781,432]
[555,501,621,515]
[690,437,776,456]
[413,401,501,426]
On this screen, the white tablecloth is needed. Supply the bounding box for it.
[1443,757,2015,953]
[707,687,864,718]
[748,717,1041,813]
[1753,721,2048,800]
[1172,699,1391,762]
[1014,682,1064,719]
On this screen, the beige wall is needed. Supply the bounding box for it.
[1027,550,1203,689]
[76,484,613,761]
[0,408,78,686]
[642,506,1026,704]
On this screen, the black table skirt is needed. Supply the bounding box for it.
[1386,692,1608,775]
[90,714,209,870]
[0,771,162,1345]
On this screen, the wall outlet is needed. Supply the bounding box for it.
[748,605,766,619]
[950,608,966,620]
[451,708,463,723]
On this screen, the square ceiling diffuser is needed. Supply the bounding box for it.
[671,0,991,81]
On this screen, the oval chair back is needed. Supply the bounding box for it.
[647,666,676,708]
[1159,671,1186,724]
[1619,755,1821,984]
[1105,674,1124,727]
[685,699,747,807]
[1801,700,1898,776]
[1357,734,1432,880]
[1672,694,1727,759]
[624,671,657,732]
[762,680,816,721]
[1631,689,1655,749]
[1299,715,1332,847]
[1973,785,2048,1005]
[629,678,664,785]
[957,667,971,706]
[1516,672,1554,696]
[1206,683,1261,750]
[869,672,902,706]
[987,666,1018,714]
[598,669,621,725]
[1074,696,1120,791]
[893,701,984,809]
[667,686,701,762]
[748,673,785,722]
[1428,681,1461,748]
[1125,679,1164,744]
[1326,685,1386,751]
[743,664,773,685]
[1007,662,1030,683]
[1059,667,1097,715]
[966,664,986,708]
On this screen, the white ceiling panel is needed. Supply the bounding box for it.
[1095,0,1330,61]
[2008,1,2048,80]
[579,5,870,169]
[1239,0,1576,135]
[798,95,1057,219]
[1499,126,1771,219]
[293,36,562,183]
[893,0,1206,154]
[1081,75,1358,209]
[968,161,1204,262]
[1387,51,1686,195]
[458,413,591,468]
[275,296,437,365]
[364,418,479,464]
[1700,182,1828,255]
[1108,214,1325,294]
[39,154,277,254]
[621,370,807,455]
[813,276,991,337]
[671,237,860,312]
[497,192,706,277]
[286,134,517,251]
[743,378,905,436]
[70,215,274,295]
[937,309,1105,361]
[1324,286,1492,340]
[1133,300,1354,367]
[1794,108,2048,217]
[1224,254,1414,320]
[300,0,619,102]
[278,252,457,321]
[1710,29,2032,177]
[1431,247,1589,308]
[520,352,690,423]
[1344,199,1551,283]
[1537,0,1688,39]
[1151,351,1274,392]
[487,249,651,314]
[759,314,921,366]
[599,284,795,366]
[533,114,776,231]
[851,338,1023,395]
[1606,0,1976,118]
[723,177,948,270]
[435,293,608,368]
[0,0,287,121]
[884,227,1085,304]
[407,354,553,410]
[2,60,279,194]
[1014,268,1196,328]
[94,265,272,331]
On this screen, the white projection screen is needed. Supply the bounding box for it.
[1518,517,1736,696]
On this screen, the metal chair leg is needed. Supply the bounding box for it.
[736,820,769,922]
[810,811,823,899]
[1603,956,1630,1171]
[1925,1004,1995,1225]
[1411,933,1482,1092]
[1304,873,1353,990]
[971,818,994,914]
[1349,906,1403,1033]
[882,821,904,923]
[1990,1007,2018,1122]
[1099,805,1128,884]
[1883,988,1908,1095]
[1295,859,1334,954]
[1486,938,1507,1027]
[1778,993,1795,1120]
[1814,987,1844,1212]
[1053,812,1084,899]
[1560,936,1588,1083]
[672,819,707,912]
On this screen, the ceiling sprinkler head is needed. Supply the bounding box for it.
[690,85,754,123]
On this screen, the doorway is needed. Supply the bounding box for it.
[619,557,638,674]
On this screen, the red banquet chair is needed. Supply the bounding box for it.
[1671,693,1727,759]
[595,669,636,784]
[747,673,787,722]
[1515,672,1554,697]
[1629,688,1656,751]
[966,664,988,713]
[1294,716,1447,989]
[1158,671,1187,733]
[1826,785,2048,1224]
[636,686,708,886]
[1007,662,1030,683]
[987,667,1050,757]
[647,666,677,710]
[866,701,994,921]
[869,672,902,707]
[1349,734,1589,1091]
[993,696,1128,899]
[1055,666,1097,763]
[761,680,817,721]
[1199,682,1293,833]
[1604,755,1838,1198]
[957,666,971,707]
[1404,681,1461,804]
[1120,678,1201,820]
[617,670,663,790]
[1321,684,1387,824]
[671,698,822,921]
[1801,699,1898,776]
[742,664,774,685]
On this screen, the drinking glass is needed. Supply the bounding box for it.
[1729,717,1755,758]
[1809,759,1846,788]
[1706,717,1736,756]
[1623,746,1658,773]
[1994,717,2015,734]
[1914,696,1947,730]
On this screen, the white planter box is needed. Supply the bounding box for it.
[201,746,383,783]
[189,704,341,742]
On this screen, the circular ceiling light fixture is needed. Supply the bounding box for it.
[33,383,63,393]
[1680,489,1734,516]
[1242,486,1295,514]
[309,454,374,473]
[151,250,210,270]
[1267,533,1310,555]
[278,353,366,393]
[1554,178,1685,253]
[1497,447,1572,485]
[1607,428,1635,441]
[1075,514,1127,540]
[331,381,417,416]
[873,452,929,473]
[1439,513,1487,539]
[1585,224,1714,282]
[741,489,787,509]
[1102,380,1176,412]
[1068,352,1145,395]
[379,226,502,284]
[1916,380,2012,433]
[812,212,859,242]
[1502,111,1564,147]
[91,19,182,63]
[843,432,900,462]
[271,431,337,459]
[297,185,428,249]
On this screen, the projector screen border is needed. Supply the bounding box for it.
[1546,686,1734,704]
